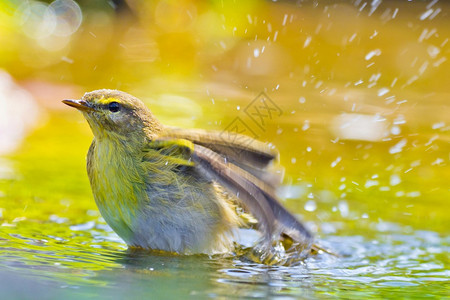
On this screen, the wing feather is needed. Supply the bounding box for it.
[160,128,284,188]
[192,144,313,251]
[144,135,313,254]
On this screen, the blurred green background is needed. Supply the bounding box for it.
[0,0,448,298]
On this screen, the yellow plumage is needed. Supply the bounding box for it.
[63,89,313,258]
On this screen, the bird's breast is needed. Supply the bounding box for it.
[86,139,238,254]
[87,139,147,242]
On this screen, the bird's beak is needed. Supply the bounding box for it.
[62,99,94,112]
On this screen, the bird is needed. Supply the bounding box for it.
[62,89,313,260]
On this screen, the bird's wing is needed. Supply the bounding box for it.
[159,127,284,189]
[143,136,313,253]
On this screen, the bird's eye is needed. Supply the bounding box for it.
[108,102,120,113]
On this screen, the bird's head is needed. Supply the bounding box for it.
[63,89,162,143]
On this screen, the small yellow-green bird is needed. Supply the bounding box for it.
[63,89,313,258]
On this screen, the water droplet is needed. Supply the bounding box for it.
[331,156,342,168]
[406,191,421,198]
[302,120,310,131]
[390,174,401,186]
[378,87,389,97]
[391,126,401,135]
[420,8,434,20]
[303,36,312,48]
[389,139,407,154]
[432,122,444,130]
[431,158,444,166]
[365,180,379,188]
[282,14,288,26]
[61,56,73,64]
[338,201,349,217]
[395,191,405,197]
[304,200,317,212]
[365,49,382,60]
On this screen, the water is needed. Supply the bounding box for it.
[0,221,448,298]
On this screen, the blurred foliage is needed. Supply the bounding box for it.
[0,0,448,90]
